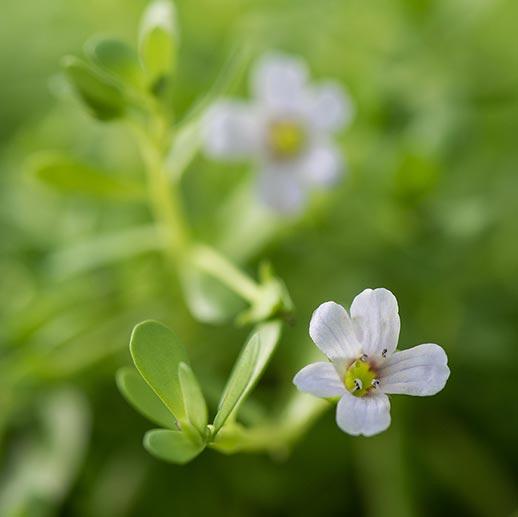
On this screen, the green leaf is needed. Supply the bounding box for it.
[62,55,126,120]
[144,429,204,464]
[47,224,164,280]
[178,362,208,435]
[139,0,178,88]
[179,264,244,324]
[129,321,189,422]
[0,390,90,514]
[116,367,177,429]
[213,321,282,432]
[85,37,145,90]
[28,152,144,200]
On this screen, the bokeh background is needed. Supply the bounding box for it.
[1,0,517,515]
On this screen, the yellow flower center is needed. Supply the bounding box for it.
[268,120,305,158]
[344,358,378,397]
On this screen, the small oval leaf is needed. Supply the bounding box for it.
[178,362,208,435]
[179,264,244,324]
[62,55,126,120]
[139,0,178,88]
[130,321,189,421]
[144,429,204,464]
[28,152,144,201]
[85,37,145,90]
[116,367,177,429]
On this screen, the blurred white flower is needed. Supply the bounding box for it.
[203,52,354,214]
[293,288,450,437]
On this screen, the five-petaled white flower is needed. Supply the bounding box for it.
[203,52,353,214]
[293,288,450,436]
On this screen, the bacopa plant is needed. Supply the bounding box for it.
[29,0,450,465]
[117,320,281,463]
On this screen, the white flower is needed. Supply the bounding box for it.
[293,288,450,437]
[203,52,354,214]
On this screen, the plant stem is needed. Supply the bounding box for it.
[211,393,329,456]
[131,122,189,259]
[190,244,262,304]
[131,118,264,304]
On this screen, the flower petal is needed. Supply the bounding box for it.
[336,391,391,436]
[301,142,344,187]
[379,343,450,396]
[308,81,354,133]
[203,101,259,160]
[350,288,400,358]
[251,52,308,111]
[256,162,307,214]
[293,362,345,398]
[309,301,362,361]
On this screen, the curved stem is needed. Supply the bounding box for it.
[190,244,262,304]
[131,118,264,305]
[132,123,189,259]
[211,394,329,456]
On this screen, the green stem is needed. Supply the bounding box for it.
[131,122,189,259]
[190,244,263,304]
[131,119,264,305]
[211,393,329,456]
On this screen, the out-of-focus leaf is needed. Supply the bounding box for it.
[129,321,189,421]
[213,321,282,432]
[179,264,244,324]
[62,55,126,120]
[28,152,145,201]
[216,179,281,262]
[47,224,165,280]
[85,37,145,90]
[116,367,177,429]
[178,362,208,435]
[143,429,204,464]
[138,0,178,88]
[0,390,90,515]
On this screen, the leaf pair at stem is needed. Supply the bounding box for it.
[117,319,281,464]
[63,0,178,121]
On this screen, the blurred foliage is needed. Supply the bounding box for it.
[1,0,517,516]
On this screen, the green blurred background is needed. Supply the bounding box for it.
[1,0,517,515]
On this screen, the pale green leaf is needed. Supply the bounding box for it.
[47,224,165,280]
[85,37,145,90]
[178,362,208,435]
[213,321,282,432]
[116,367,177,429]
[139,0,178,87]
[28,152,144,201]
[129,321,189,421]
[62,55,126,120]
[179,264,244,324]
[144,429,204,464]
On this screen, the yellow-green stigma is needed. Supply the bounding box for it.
[344,358,378,397]
[268,120,305,158]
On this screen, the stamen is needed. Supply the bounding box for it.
[360,354,368,362]
[371,379,380,389]
[353,379,363,391]
[381,349,387,358]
